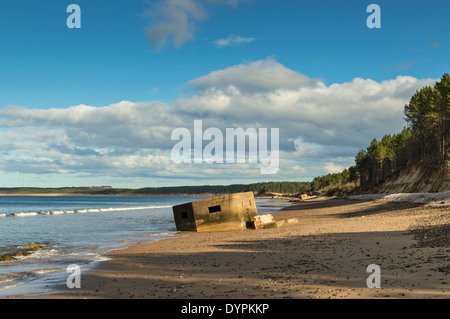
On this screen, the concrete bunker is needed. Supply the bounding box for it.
[172,192,259,232]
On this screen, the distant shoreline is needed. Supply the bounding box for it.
[0,191,299,200]
[0,182,312,199]
[0,193,214,198]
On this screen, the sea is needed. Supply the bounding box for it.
[0,195,290,297]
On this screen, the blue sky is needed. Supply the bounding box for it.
[0,0,448,188]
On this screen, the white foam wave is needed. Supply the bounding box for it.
[2,204,173,218]
[29,267,67,275]
[50,211,65,215]
[99,205,172,212]
[0,276,16,286]
[13,249,61,261]
[13,212,39,217]
[0,267,68,293]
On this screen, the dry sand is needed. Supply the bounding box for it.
[13,197,450,299]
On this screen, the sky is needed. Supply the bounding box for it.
[0,0,448,188]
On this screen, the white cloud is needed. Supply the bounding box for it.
[0,58,438,185]
[214,35,256,47]
[146,0,208,48]
[0,101,183,150]
[187,58,320,94]
[145,0,248,48]
[179,59,436,147]
[324,162,346,174]
[206,0,245,8]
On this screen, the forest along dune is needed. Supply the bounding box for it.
[34,195,449,299]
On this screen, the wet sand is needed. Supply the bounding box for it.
[11,197,450,299]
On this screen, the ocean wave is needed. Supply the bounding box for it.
[1,204,173,218]
[0,253,111,294]
[50,210,65,215]
[12,212,39,217]
[0,266,69,293]
[12,248,60,261]
[0,276,17,286]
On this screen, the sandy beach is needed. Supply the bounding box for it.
[10,196,450,299]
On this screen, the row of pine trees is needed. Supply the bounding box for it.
[332,73,449,188]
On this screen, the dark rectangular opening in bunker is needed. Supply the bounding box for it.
[180,212,188,219]
[208,205,221,214]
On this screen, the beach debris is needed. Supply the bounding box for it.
[172,192,300,232]
[172,192,258,232]
[250,214,298,229]
[253,214,275,229]
[299,194,309,200]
